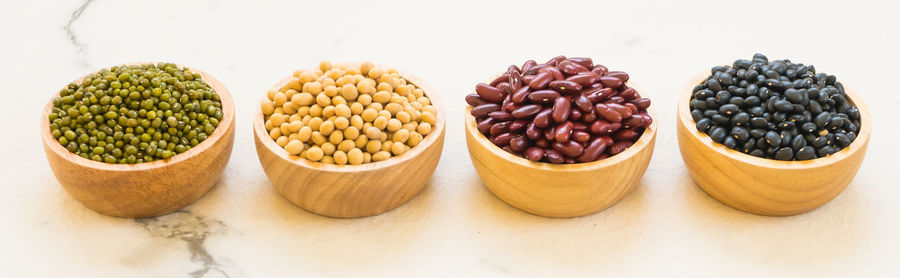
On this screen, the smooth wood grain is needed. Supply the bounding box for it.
[41,64,236,218]
[254,64,445,218]
[465,82,657,218]
[676,72,871,216]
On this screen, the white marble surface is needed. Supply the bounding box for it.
[1,0,899,277]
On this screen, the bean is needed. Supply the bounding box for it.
[607,103,632,119]
[591,120,621,135]
[548,80,582,94]
[511,86,530,104]
[608,141,633,155]
[490,74,509,86]
[566,73,599,87]
[613,128,640,141]
[544,149,565,164]
[471,103,500,118]
[492,132,513,146]
[512,104,542,119]
[533,108,553,128]
[509,135,530,152]
[475,83,506,103]
[552,140,584,157]
[524,147,544,161]
[525,122,542,140]
[572,131,591,143]
[599,76,623,88]
[592,64,609,76]
[559,60,589,75]
[594,103,623,122]
[607,71,630,82]
[477,117,494,134]
[568,57,593,68]
[490,121,510,136]
[527,90,560,104]
[539,66,565,80]
[631,98,651,110]
[552,97,571,123]
[488,111,514,121]
[555,121,574,142]
[575,137,608,162]
[529,72,553,90]
[574,95,593,112]
[509,119,528,132]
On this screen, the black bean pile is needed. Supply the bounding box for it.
[690,54,861,161]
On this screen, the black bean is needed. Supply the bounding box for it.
[774,147,793,161]
[835,132,852,147]
[796,146,816,160]
[691,109,703,122]
[707,79,722,91]
[764,131,781,147]
[801,122,817,133]
[785,89,804,104]
[719,104,740,116]
[710,126,727,143]
[716,91,731,105]
[731,127,749,142]
[731,112,750,126]
[723,137,737,149]
[750,129,766,138]
[817,145,836,157]
[690,99,707,110]
[696,118,712,132]
[711,114,731,125]
[791,134,806,150]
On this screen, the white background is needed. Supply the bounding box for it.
[1,0,898,277]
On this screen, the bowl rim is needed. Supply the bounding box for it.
[465,80,658,172]
[40,62,236,172]
[678,69,872,169]
[252,62,445,172]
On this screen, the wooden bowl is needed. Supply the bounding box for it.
[676,72,871,216]
[41,64,236,218]
[253,64,445,218]
[465,82,658,218]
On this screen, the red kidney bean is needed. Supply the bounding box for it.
[608,141,633,155]
[476,83,506,103]
[490,74,509,86]
[559,60,589,75]
[566,73,599,87]
[590,119,621,135]
[471,103,500,117]
[509,135,529,152]
[521,60,538,74]
[572,122,588,131]
[613,128,640,141]
[552,97,571,123]
[512,104,542,118]
[607,96,625,104]
[525,122,542,140]
[569,109,582,121]
[631,98,651,110]
[524,147,544,161]
[576,137,609,162]
[522,74,535,84]
[546,55,566,66]
[599,76,623,88]
[568,57,593,68]
[554,121,573,142]
[592,64,609,76]
[574,94,593,112]
[607,71,630,82]
[549,80,582,94]
[552,140,584,157]
[529,72,553,89]
[477,117,495,134]
[492,132,513,146]
[533,108,553,128]
[607,103,633,118]
[623,102,639,114]
[496,82,513,94]
[470,58,651,164]
[572,130,591,143]
[535,137,549,148]
[544,149,565,164]
[488,111,513,121]
[618,87,637,101]
[508,71,523,90]
[543,126,556,141]
[527,90,560,104]
[594,103,623,122]
[490,121,510,136]
[509,119,528,132]
[539,66,564,81]
[622,115,643,128]
[466,94,487,106]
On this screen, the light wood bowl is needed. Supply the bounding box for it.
[465,82,658,218]
[676,72,871,216]
[253,64,445,218]
[41,64,236,218]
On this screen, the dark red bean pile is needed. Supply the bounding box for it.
[467,56,652,164]
[690,53,861,161]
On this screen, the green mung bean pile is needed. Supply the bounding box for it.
[48,63,224,164]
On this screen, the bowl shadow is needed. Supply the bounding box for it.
[464,176,649,268]
[683,176,866,264]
